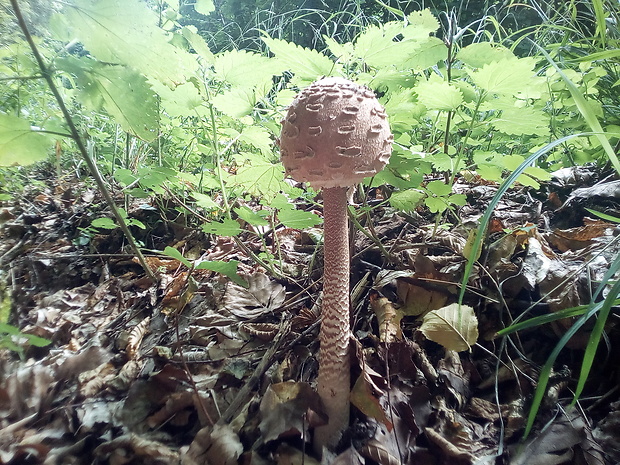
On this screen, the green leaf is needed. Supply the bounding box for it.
[151,80,202,118]
[193,0,214,15]
[277,208,321,229]
[161,246,192,268]
[61,0,198,87]
[181,26,214,63]
[403,9,441,39]
[425,196,449,213]
[232,161,287,197]
[457,43,515,68]
[470,57,536,95]
[400,37,448,70]
[239,126,273,155]
[489,106,550,136]
[91,217,117,229]
[57,57,158,141]
[196,260,249,287]
[0,114,50,166]
[415,80,463,111]
[201,218,242,236]
[389,189,425,212]
[426,180,452,196]
[262,36,335,80]
[192,192,220,211]
[235,206,270,227]
[212,88,256,117]
[214,49,281,88]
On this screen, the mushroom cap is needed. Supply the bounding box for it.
[279,77,393,189]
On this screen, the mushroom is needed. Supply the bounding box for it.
[279,77,393,451]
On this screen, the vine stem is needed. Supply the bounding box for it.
[10,0,156,283]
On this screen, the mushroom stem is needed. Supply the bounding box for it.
[314,185,351,452]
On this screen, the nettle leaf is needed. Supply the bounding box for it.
[415,80,463,111]
[489,106,550,136]
[400,37,448,70]
[470,57,537,95]
[201,218,243,236]
[277,208,321,229]
[389,189,425,212]
[0,114,50,166]
[151,80,202,118]
[457,42,515,68]
[402,9,441,40]
[354,23,414,68]
[61,0,197,86]
[323,35,354,61]
[57,57,158,141]
[262,36,335,80]
[214,49,280,88]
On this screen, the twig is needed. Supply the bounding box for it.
[216,316,291,425]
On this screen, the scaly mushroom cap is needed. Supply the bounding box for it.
[279,77,393,189]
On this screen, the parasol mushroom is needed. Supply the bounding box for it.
[279,77,393,452]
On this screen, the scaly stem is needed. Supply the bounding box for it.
[314,186,351,453]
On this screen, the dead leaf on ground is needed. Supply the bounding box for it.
[224,272,285,319]
[420,303,479,351]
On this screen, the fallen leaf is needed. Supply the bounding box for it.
[420,303,478,351]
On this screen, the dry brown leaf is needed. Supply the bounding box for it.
[369,294,403,343]
[224,272,285,319]
[420,303,478,352]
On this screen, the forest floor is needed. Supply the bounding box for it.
[0,166,619,465]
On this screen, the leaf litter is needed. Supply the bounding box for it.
[0,169,618,464]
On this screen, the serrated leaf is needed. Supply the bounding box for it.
[262,36,335,80]
[238,126,273,155]
[201,218,242,236]
[212,88,256,117]
[196,260,248,288]
[424,196,449,213]
[403,9,441,39]
[420,303,478,351]
[57,57,158,141]
[489,106,550,136]
[61,0,197,87]
[151,80,202,118]
[214,49,280,87]
[0,114,50,166]
[457,42,515,68]
[470,57,536,95]
[232,162,287,197]
[277,208,321,229]
[415,80,463,110]
[400,37,448,70]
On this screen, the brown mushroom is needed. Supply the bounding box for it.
[279,77,393,452]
